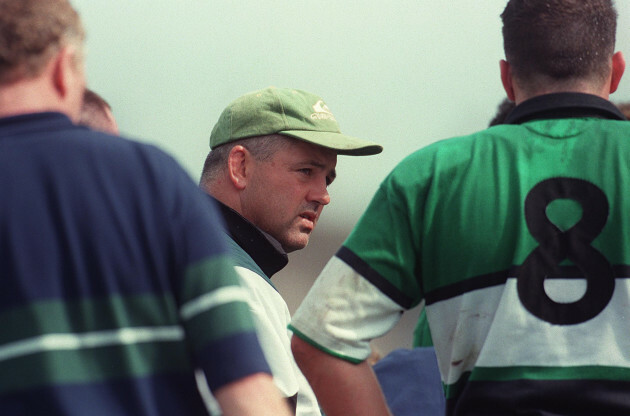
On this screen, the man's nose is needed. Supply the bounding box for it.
[308,179,331,206]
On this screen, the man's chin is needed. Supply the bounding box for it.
[282,234,310,253]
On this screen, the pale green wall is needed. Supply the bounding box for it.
[72,0,630,227]
[73,0,630,228]
[70,0,630,353]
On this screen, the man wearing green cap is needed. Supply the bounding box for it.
[199,86,382,415]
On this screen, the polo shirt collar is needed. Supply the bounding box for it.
[0,112,73,138]
[505,92,626,125]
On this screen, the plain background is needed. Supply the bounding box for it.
[72,0,630,356]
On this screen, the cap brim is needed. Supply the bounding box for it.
[279,130,383,156]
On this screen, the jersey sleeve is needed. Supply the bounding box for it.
[290,163,426,363]
[155,151,271,392]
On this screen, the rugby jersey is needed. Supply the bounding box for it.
[0,113,270,415]
[290,93,630,415]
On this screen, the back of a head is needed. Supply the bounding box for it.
[80,88,119,134]
[502,0,617,91]
[0,0,84,84]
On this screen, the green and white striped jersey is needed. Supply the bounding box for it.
[291,93,630,415]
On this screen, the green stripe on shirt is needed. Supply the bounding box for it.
[181,256,242,304]
[0,338,190,395]
[0,294,178,345]
[470,365,630,382]
[184,301,256,352]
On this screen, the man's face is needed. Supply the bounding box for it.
[241,139,337,253]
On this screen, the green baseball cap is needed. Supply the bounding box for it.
[209,87,383,156]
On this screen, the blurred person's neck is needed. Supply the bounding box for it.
[0,76,69,120]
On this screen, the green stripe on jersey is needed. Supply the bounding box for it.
[180,255,258,351]
[183,301,256,352]
[0,294,178,345]
[470,365,630,382]
[288,325,362,364]
[0,339,190,395]
[181,255,242,304]
[443,366,630,400]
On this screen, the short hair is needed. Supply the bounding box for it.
[83,89,112,113]
[0,0,84,84]
[79,89,117,133]
[200,134,291,186]
[501,0,617,90]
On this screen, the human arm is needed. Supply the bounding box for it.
[287,169,425,415]
[286,254,407,415]
[214,372,292,416]
[291,336,392,416]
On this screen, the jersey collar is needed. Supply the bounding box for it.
[505,93,626,125]
[0,112,73,138]
[210,196,289,278]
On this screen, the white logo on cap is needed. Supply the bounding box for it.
[311,100,336,121]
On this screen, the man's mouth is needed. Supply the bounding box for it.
[299,212,317,223]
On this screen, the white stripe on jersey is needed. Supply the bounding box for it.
[292,255,630,388]
[427,277,630,384]
[0,326,184,363]
[180,285,249,321]
[290,256,403,362]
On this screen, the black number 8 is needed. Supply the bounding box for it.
[517,177,614,325]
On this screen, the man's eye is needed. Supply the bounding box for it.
[299,168,312,175]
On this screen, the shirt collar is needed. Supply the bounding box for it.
[210,196,288,278]
[505,92,626,125]
[0,112,74,138]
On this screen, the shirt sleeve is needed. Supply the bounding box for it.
[289,166,426,363]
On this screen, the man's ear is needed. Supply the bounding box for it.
[500,59,516,102]
[227,145,250,190]
[51,46,76,98]
[51,45,84,121]
[609,51,626,94]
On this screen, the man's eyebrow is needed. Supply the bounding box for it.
[306,160,336,180]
